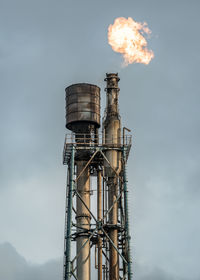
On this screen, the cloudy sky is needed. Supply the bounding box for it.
[1,0,200,279]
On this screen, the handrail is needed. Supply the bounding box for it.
[63,133,132,147]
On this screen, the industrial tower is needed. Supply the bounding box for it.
[63,73,132,280]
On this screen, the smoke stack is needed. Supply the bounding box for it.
[103,73,121,177]
[103,73,121,280]
[104,73,120,117]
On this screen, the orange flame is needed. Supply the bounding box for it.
[108,17,154,65]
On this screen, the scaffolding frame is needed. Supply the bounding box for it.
[63,133,132,280]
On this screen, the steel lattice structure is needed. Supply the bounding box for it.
[62,73,133,280]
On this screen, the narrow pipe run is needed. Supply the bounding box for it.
[97,169,102,280]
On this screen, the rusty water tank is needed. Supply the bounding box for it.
[65,83,101,132]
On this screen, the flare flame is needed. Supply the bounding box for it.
[108,17,154,65]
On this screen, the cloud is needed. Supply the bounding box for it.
[139,268,175,280]
[0,243,62,280]
[1,242,200,280]
[135,261,200,280]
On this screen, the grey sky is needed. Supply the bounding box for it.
[0,0,200,279]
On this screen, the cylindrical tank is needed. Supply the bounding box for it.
[65,83,100,132]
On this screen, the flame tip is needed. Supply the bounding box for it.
[108,16,154,66]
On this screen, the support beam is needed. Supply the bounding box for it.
[97,169,102,280]
[122,148,132,280]
[65,145,75,280]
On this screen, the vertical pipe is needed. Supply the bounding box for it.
[105,239,108,280]
[65,145,75,280]
[102,167,105,223]
[97,169,102,280]
[108,178,119,280]
[76,161,91,280]
[123,148,132,280]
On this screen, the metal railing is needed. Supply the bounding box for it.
[62,133,132,164]
[63,133,132,147]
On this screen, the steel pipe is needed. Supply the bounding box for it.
[76,161,91,280]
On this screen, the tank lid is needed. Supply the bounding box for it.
[65,83,101,92]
